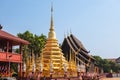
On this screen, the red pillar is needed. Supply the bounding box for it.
[6,41,9,59]
[6,41,9,76]
[6,41,9,52]
[19,45,22,79]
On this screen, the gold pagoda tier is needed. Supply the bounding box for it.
[39,6,69,77]
[40,39,68,77]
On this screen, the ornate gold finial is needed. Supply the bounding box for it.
[67,29,69,37]
[64,32,66,38]
[0,24,3,30]
[48,4,56,39]
[70,28,72,34]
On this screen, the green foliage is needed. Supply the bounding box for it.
[92,56,103,68]
[11,63,18,73]
[33,34,46,56]
[93,56,120,73]
[12,72,18,77]
[17,31,47,60]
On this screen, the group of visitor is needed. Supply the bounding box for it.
[26,72,103,80]
[27,72,46,80]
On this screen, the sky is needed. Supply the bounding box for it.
[0,0,120,59]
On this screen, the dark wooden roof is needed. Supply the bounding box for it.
[61,34,95,62]
[0,29,29,45]
[70,34,88,53]
[116,57,120,63]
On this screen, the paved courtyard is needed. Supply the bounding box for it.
[101,78,120,80]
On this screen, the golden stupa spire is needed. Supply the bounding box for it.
[50,4,54,31]
[48,4,56,39]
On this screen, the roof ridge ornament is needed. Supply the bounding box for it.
[0,24,3,30]
[64,32,66,38]
[70,28,72,35]
[67,29,69,37]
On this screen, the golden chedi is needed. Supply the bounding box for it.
[39,6,68,77]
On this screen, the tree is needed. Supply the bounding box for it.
[93,55,120,73]
[92,56,103,68]
[33,34,46,57]
[17,31,34,62]
[17,31,46,62]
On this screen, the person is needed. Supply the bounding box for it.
[43,75,46,80]
[27,72,34,80]
[78,73,83,80]
[37,72,41,80]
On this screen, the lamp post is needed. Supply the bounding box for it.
[39,63,43,79]
[40,63,43,73]
[32,63,36,73]
[50,61,53,79]
[8,55,12,77]
[77,64,80,77]
[78,64,83,80]
[23,62,26,78]
[63,64,67,78]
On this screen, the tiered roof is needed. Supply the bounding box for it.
[0,29,29,45]
[61,34,95,64]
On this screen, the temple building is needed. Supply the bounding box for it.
[0,25,29,77]
[116,57,120,64]
[61,34,96,73]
